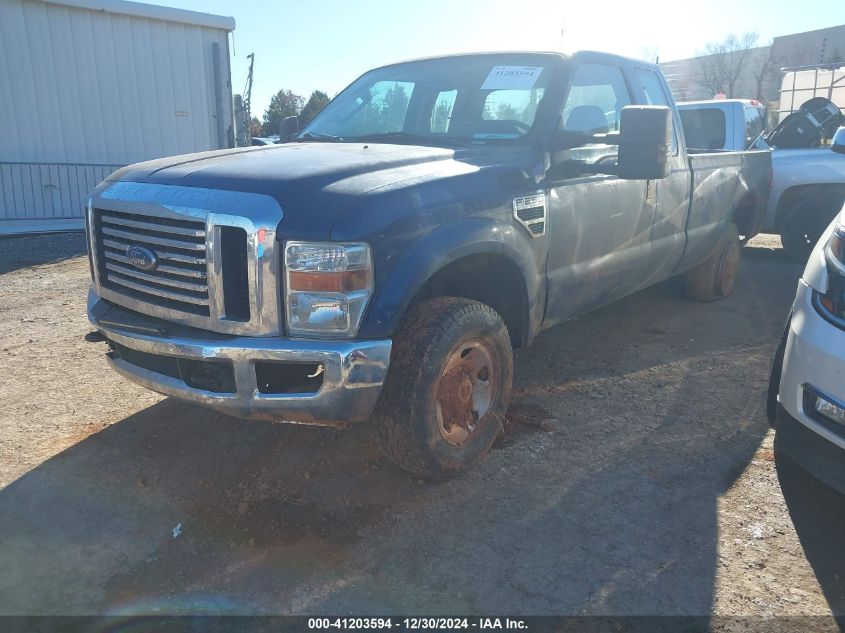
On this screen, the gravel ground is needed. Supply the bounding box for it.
[0,232,843,625]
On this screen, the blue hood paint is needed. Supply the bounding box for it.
[108,142,542,242]
[106,142,548,341]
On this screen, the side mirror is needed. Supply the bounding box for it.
[833,127,845,155]
[616,106,672,180]
[279,116,299,142]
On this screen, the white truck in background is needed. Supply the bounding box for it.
[677,99,767,152]
[679,96,845,261]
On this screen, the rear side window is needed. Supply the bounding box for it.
[744,106,764,147]
[679,108,727,150]
[635,68,678,152]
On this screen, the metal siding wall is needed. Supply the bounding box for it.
[0,162,122,219]
[0,0,234,222]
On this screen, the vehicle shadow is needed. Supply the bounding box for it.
[0,233,87,274]
[0,398,423,614]
[0,242,812,616]
[511,241,802,392]
[776,452,845,617]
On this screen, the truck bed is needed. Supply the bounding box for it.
[678,149,772,271]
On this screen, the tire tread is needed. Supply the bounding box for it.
[375,297,512,478]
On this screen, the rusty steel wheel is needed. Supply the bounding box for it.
[375,297,513,478]
[685,223,741,303]
[436,340,498,447]
[717,236,740,296]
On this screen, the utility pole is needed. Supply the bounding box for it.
[244,53,255,131]
[236,53,255,145]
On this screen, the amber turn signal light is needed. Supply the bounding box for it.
[287,269,371,292]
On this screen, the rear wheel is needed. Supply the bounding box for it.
[375,297,513,478]
[684,223,741,302]
[780,194,842,263]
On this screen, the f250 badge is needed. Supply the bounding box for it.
[513,192,547,237]
[126,245,158,271]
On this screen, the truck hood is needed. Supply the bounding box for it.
[107,142,538,238]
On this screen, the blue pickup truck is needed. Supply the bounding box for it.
[86,51,772,477]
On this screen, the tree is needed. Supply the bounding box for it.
[697,32,760,98]
[496,103,520,120]
[299,90,330,127]
[673,75,692,101]
[431,100,453,133]
[262,89,304,136]
[381,83,410,131]
[749,45,778,102]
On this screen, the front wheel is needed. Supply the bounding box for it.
[375,297,513,478]
[684,223,741,303]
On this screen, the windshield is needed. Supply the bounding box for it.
[299,54,557,146]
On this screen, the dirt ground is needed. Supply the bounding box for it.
[1,232,843,625]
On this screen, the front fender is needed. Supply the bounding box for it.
[357,217,546,341]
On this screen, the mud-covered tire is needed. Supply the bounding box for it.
[375,297,513,479]
[684,223,741,302]
[780,195,841,263]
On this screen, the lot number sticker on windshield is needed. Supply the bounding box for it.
[481,66,543,90]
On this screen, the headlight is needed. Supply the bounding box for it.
[284,242,373,337]
[828,221,845,267]
[816,220,845,325]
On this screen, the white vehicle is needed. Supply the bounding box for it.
[769,130,845,493]
[678,98,845,262]
[678,99,766,151]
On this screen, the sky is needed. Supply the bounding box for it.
[157,0,842,118]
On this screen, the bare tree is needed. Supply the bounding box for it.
[748,44,779,102]
[697,32,760,98]
[673,75,692,101]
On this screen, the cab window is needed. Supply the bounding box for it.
[635,68,678,153]
[483,89,545,124]
[555,63,632,172]
[562,63,631,134]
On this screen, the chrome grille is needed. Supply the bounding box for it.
[88,182,284,337]
[94,209,210,316]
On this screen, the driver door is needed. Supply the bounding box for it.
[543,62,655,327]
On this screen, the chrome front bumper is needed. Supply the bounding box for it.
[88,293,392,424]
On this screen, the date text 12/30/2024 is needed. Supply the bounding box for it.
[308,618,528,630]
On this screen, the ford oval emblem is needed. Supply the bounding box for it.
[126,245,158,271]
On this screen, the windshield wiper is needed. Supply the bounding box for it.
[296,131,344,142]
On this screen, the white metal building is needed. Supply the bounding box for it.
[0,0,235,234]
